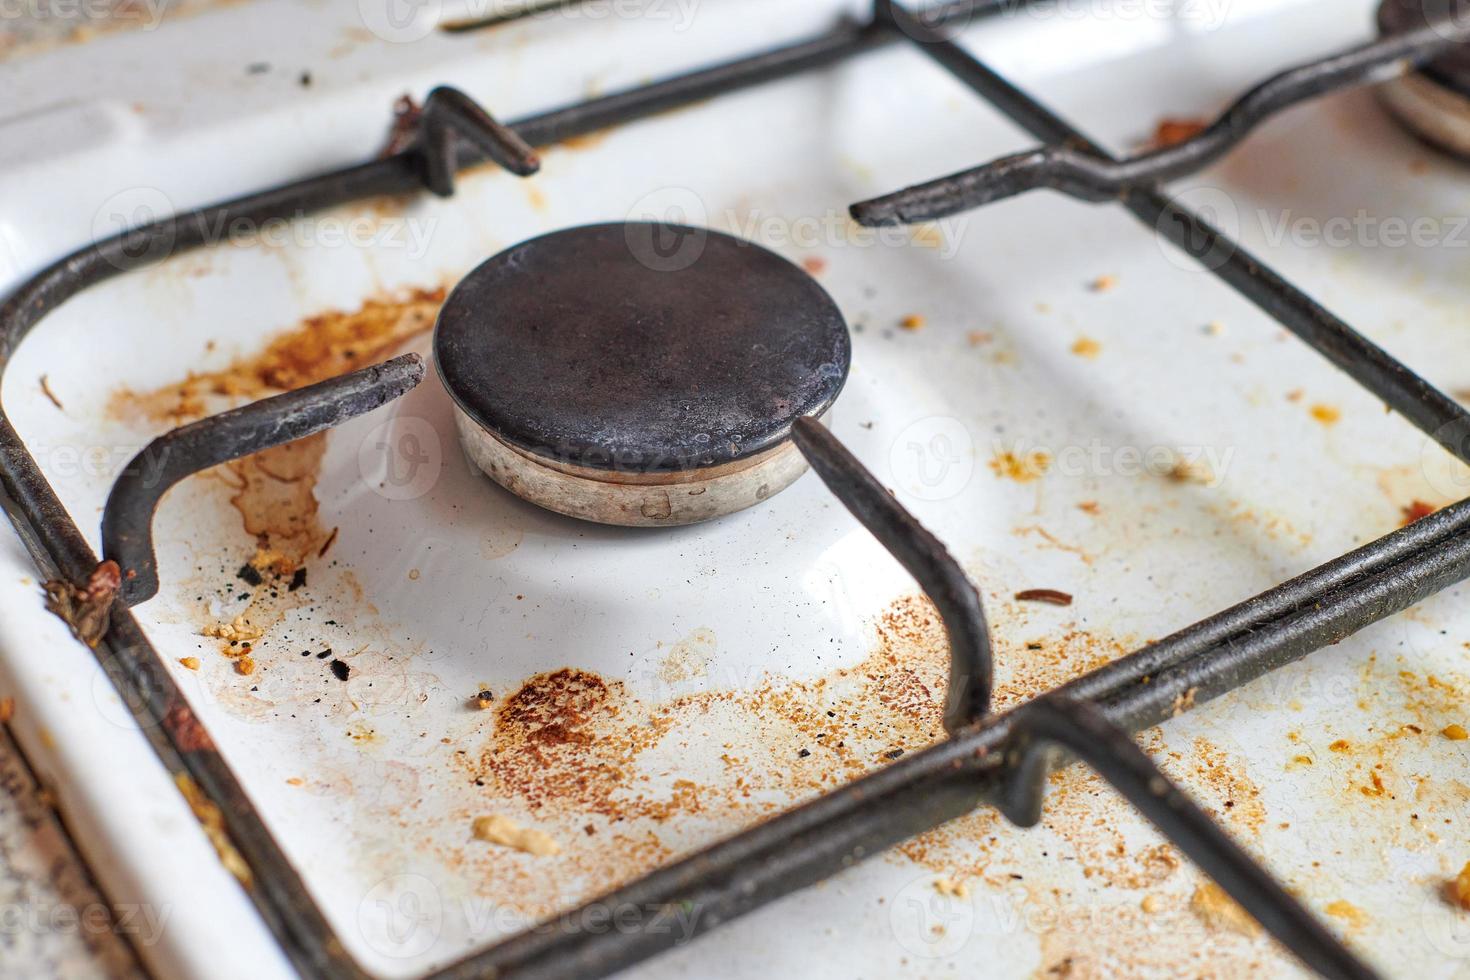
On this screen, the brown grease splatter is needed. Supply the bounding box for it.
[109,288,443,424]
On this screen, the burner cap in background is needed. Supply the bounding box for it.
[1377,0,1470,157]
[434,222,851,526]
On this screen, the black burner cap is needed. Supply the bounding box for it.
[434,223,851,473]
[1379,0,1470,98]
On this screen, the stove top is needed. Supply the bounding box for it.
[3,1,1470,978]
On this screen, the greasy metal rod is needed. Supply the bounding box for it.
[851,15,1470,214]
[447,490,1470,980]
[1000,698,1378,980]
[852,0,1470,469]
[418,86,541,196]
[792,416,993,729]
[101,355,425,605]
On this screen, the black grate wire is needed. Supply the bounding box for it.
[1,2,1467,977]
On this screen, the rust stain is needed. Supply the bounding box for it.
[1187,738,1265,833]
[109,288,443,425]
[990,450,1051,483]
[1400,500,1438,526]
[1147,117,1208,150]
[173,772,252,887]
[437,594,1142,922]
[223,434,331,573]
[42,560,121,648]
[164,702,216,753]
[108,290,444,679]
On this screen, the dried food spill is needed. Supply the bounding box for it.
[109,288,445,689]
[102,290,1469,975]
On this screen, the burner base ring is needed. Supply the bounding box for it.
[1378,71,1470,159]
[453,408,822,526]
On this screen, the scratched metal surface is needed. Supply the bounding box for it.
[2,0,1470,977]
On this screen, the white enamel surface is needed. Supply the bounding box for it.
[4,0,1470,977]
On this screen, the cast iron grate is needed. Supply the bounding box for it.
[2,2,1468,977]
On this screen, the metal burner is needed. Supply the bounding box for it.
[1378,0,1470,156]
[434,222,851,526]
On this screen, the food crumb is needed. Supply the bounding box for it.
[472,814,560,856]
[285,777,304,786]
[39,374,64,411]
[329,659,350,682]
[1077,501,1100,515]
[899,314,926,331]
[801,256,827,276]
[1089,274,1118,292]
[934,877,969,898]
[1324,900,1369,930]
[1190,882,1260,936]
[1070,336,1101,359]
[1167,457,1213,485]
[1443,724,1469,741]
[1452,862,1470,910]
[1204,320,1225,336]
[179,657,201,671]
[235,657,256,676]
[202,614,265,643]
[1140,894,1161,914]
[1309,403,1341,425]
[473,688,495,710]
[1015,589,1073,607]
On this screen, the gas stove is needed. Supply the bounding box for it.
[3,0,1470,977]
